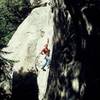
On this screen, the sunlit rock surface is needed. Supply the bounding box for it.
[2,3,53,100]
[3,5,53,70]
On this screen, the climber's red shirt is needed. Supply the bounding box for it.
[41,44,49,55]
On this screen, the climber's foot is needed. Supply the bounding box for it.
[41,68,46,71]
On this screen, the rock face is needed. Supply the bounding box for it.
[3,1,100,100]
[30,0,50,6]
[3,4,53,71]
[3,2,54,100]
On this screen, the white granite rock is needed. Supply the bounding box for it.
[2,3,54,100]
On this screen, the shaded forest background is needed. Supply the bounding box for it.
[45,0,100,100]
[0,0,32,44]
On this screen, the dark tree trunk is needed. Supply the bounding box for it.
[44,0,100,100]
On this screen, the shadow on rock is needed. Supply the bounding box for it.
[12,71,39,100]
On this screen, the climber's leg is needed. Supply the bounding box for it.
[41,58,48,71]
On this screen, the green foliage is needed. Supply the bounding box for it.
[0,38,13,100]
[0,0,32,43]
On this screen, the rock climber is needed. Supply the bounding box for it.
[40,38,51,71]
